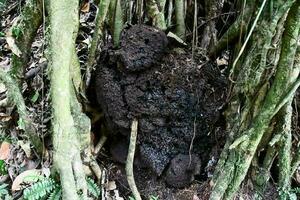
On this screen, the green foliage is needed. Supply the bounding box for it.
[86,177,101,198]
[0,31,5,37]
[129,195,160,200]
[0,0,6,12]
[31,91,39,103]
[149,195,159,200]
[23,177,101,200]
[0,159,7,175]
[0,184,12,199]
[0,184,9,197]
[23,178,57,200]
[12,26,23,39]
[47,187,61,200]
[278,187,300,200]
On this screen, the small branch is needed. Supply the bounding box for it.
[125,119,141,200]
[0,67,43,154]
[94,135,107,156]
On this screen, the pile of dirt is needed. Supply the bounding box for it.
[95,25,227,187]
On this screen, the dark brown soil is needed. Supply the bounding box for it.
[95,25,227,188]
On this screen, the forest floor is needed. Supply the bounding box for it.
[0,1,299,200]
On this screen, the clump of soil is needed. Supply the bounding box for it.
[95,25,227,187]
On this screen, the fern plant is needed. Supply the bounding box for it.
[23,177,100,200]
[23,178,57,200]
[0,183,13,200]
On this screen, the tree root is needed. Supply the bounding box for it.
[126,119,142,200]
[210,1,300,199]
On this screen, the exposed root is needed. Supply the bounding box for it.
[126,119,142,200]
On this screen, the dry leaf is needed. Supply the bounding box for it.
[0,83,7,93]
[167,32,187,46]
[81,2,90,13]
[6,36,22,57]
[193,194,200,200]
[105,181,117,191]
[0,141,11,160]
[17,140,32,158]
[12,169,43,191]
[216,57,228,66]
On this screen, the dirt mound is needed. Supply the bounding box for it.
[95,25,227,186]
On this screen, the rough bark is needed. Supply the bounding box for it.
[210,1,300,199]
[49,0,90,199]
[10,0,42,81]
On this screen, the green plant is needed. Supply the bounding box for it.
[0,183,13,200]
[0,31,5,37]
[0,159,7,175]
[23,177,101,200]
[149,195,159,200]
[23,178,57,200]
[129,195,159,200]
[86,177,101,198]
[12,26,23,39]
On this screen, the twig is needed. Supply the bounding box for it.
[125,119,141,200]
[94,135,107,156]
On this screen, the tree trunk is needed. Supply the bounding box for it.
[210,0,300,199]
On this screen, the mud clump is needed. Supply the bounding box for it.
[95,25,227,186]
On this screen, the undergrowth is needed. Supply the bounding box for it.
[23,177,100,200]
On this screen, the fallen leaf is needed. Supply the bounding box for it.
[193,194,200,200]
[17,140,32,158]
[81,2,90,13]
[6,36,22,57]
[167,32,187,46]
[0,115,12,122]
[105,181,117,191]
[0,82,7,93]
[12,169,43,191]
[0,142,11,160]
[216,57,228,66]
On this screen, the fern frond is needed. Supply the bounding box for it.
[0,183,9,197]
[47,186,62,200]
[291,187,300,194]
[86,177,100,198]
[23,178,56,200]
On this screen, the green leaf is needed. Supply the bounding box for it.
[86,177,100,198]
[47,187,61,200]
[0,32,5,37]
[0,184,9,197]
[31,91,39,103]
[17,118,26,130]
[23,178,56,200]
[12,27,22,39]
[0,160,7,175]
[149,195,159,200]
